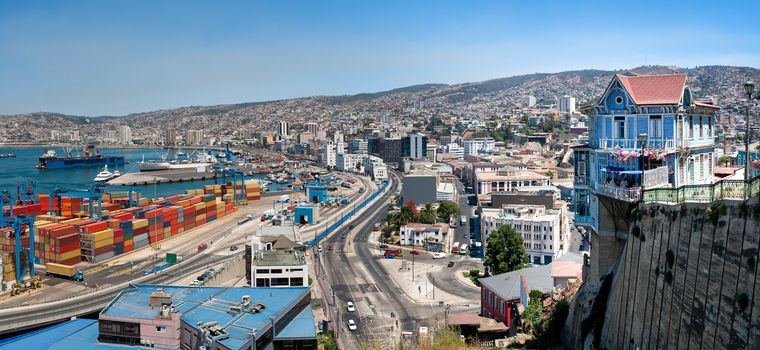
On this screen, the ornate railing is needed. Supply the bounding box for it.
[595,183,641,202]
[598,138,675,150]
[642,176,760,203]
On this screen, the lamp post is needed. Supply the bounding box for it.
[638,133,648,201]
[744,80,755,181]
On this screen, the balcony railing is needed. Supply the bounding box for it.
[597,138,674,150]
[681,137,714,148]
[643,176,760,204]
[643,166,669,188]
[595,183,641,202]
[574,176,590,186]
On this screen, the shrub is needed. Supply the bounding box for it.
[469,269,481,277]
[664,271,673,285]
[631,225,641,238]
[640,233,646,242]
[692,207,702,216]
[666,250,675,268]
[655,266,660,276]
[462,271,470,278]
[748,257,756,273]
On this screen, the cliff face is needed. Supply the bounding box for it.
[599,201,760,349]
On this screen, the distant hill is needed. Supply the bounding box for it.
[1,65,758,142]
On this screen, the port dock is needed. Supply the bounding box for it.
[107,170,219,186]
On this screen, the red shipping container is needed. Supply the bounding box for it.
[94,246,112,256]
[82,221,108,234]
[55,241,80,254]
[197,219,206,225]
[60,257,81,266]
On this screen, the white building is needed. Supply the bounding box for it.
[185,130,202,145]
[363,155,388,181]
[463,138,495,155]
[304,122,318,134]
[399,223,450,247]
[277,121,289,137]
[475,169,551,195]
[333,131,345,154]
[320,144,337,167]
[527,95,537,108]
[336,153,365,173]
[558,95,576,114]
[447,143,464,158]
[480,204,568,265]
[117,125,132,145]
[250,249,308,287]
[426,143,438,162]
[408,133,427,159]
[349,139,368,154]
[436,182,455,201]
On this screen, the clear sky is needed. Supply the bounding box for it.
[1,0,758,116]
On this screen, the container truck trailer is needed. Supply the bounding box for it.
[44,263,85,282]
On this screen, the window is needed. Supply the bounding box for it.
[649,116,662,138]
[614,117,626,139]
[156,326,166,333]
[615,96,624,104]
[270,269,283,274]
[699,155,704,179]
[708,117,713,137]
[698,116,703,138]
[255,269,269,274]
[272,277,290,286]
[290,277,304,286]
[688,117,694,139]
[689,159,695,182]
[256,278,271,287]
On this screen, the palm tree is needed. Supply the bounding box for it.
[420,203,437,224]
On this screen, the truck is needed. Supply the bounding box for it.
[45,263,84,282]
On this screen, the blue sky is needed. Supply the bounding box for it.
[0,0,758,116]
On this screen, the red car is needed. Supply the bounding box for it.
[327,245,334,251]
[410,249,420,255]
[372,227,380,231]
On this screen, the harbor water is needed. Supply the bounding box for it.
[0,147,289,198]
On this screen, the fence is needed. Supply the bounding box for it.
[643,176,760,204]
[306,180,389,247]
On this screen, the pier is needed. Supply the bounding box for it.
[107,170,219,186]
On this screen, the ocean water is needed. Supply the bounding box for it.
[0,147,285,199]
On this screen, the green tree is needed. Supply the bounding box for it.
[437,200,461,222]
[523,290,544,334]
[484,224,528,275]
[419,203,437,224]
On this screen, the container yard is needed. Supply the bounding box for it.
[0,180,264,293]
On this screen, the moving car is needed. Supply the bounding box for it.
[190,280,201,285]
[341,233,347,239]
[447,261,455,268]
[347,319,357,331]
[410,249,420,255]
[432,252,446,259]
[346,301,355,312]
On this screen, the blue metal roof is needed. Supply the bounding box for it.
[2,285,314,350]
[0,318,96,350]
[276,305,316,339]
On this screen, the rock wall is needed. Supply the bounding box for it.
[599,201,760,349]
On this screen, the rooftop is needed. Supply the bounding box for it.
[479,264,554,302]
[101,285,312,350]
[402,222,450,233]
[253,250,307,266]
[616,73,687,105]
[476,170,549,182]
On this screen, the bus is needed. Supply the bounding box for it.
[451,242,460,254]
[384,249,403,257]
[459,243,468,255]
[460,215,467,226]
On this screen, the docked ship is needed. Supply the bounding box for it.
[37,145,125,170]
[138,151,217,172]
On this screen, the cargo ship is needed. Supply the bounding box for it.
[37,145,125,170]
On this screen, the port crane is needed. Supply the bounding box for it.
[211,165,247,205]
[48,183,112,218]
[0,184,42,296]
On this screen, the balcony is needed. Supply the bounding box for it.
[574,176,590,187]
[595,183,641,202]
[680,137,714,148]
[598,138,674,150]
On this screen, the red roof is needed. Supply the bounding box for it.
[617,74,687,105]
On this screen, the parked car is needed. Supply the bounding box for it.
[341,233,347,239]
[347,319,357,331]
[317,245,323,252]
[410,249,420,255]
[432,252,446,259]
[328,245,334,251]
[229,245,238,251]
[379,243,388,249]
[346,301,355,312]
[447,261,455,268]
[190,280,201,285]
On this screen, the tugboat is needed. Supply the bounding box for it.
[93,165,120,183]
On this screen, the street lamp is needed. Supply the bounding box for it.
[744,80,755,181]
[638,133,648,201]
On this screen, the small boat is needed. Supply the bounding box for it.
[94,165,120,182]
[0,153,16,158]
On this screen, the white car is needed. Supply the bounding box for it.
[190,280,201,285]
[347,319,357,331]
[346,301,355,312]
[432,252,446,259]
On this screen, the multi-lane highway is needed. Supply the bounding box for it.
[318,172,482,348]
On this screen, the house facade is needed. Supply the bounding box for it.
[573,74,719,231]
